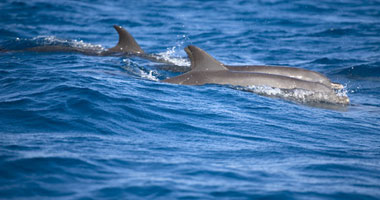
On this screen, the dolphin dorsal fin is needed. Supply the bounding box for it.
[108,25,144,54]
[185,45,227,71]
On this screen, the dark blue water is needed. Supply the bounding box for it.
[1,0,380,199]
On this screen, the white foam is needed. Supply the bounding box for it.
[31,36,105,52]
[336,87,348,97]
[139,69,159,81]
[32,35,65,44]
[70,39,104,51]
[154,34,191,67]
[121,59,159,81]
[242,85,349,105]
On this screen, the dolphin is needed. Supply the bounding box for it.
[0,25,188,70]
[163,45,349,104]
[177,47,342,89]
[23,25,156,59]
[0,25,141,56]
[221,65,342,89]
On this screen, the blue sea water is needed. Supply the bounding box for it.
[1,0,380,199]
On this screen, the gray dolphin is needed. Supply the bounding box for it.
[1,25,137,56]
[223,65,342,89]
[1,25,141,56]
[179,47,342,89]
[163,45,349,104]
[1,25,186,69]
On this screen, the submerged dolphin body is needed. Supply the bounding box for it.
[1,25,186,69]
[27,25,165,62]
[1,25,141,56]
[163,45,349,104]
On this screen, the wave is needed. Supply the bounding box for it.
[309,57,363,65]
[332,62,380,80]
[309,28,358,37]
[0,155,106,198]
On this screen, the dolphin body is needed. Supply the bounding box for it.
[223,65,343,89]
[1,25,141,56]
[1,25,185,69]
[163,45,349,104]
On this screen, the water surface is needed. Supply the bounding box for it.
[1,0,380,199]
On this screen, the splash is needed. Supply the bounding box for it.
[155,46,190,67]
[139,70,160,81]
[154,34,190,67]
[37,36,105,53]
[70,40,105,52]
[239,85,350,105]
[121,59,160,81]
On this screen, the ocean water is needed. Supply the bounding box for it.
[1,0,380,199]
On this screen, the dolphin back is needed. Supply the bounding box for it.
[106,25,144,55]
[185,45,228,71]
